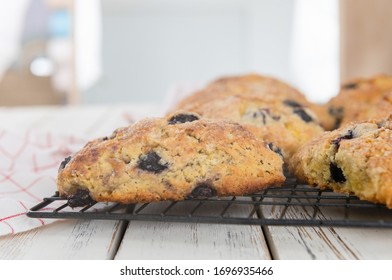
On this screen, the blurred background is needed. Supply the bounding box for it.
[0,0,391,106]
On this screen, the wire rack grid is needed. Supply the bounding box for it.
[27,177,392,228]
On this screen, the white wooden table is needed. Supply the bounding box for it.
[1,105,392,260]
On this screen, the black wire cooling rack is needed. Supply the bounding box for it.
[27,177,392,228]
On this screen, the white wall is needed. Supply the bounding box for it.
[82,0,338,105]
[291,0,339,103]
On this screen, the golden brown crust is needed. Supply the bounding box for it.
[326,74,392,128]
[176,95,324,161]
[175,73,310,111]
[356,91,392,121]
[58,113,285,205]
[175,73,333,131]
[290,115,392,208]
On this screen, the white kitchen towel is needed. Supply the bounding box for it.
[0,130,86,236]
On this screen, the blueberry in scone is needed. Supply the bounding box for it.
[167,113,199,124]
[68,189,96,207]
[137,151,169,173]
[59,156,72,171]
[327,106,345,130]
[283,99,314,123]
[187,183,217,199]
[57,113,285,206]
[341,82,358,90]
[283,99,303,108]
[267,142,283,158]
[289,115,392,208]
[329,162,346,183]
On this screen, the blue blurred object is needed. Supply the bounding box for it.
[48,9,71,37]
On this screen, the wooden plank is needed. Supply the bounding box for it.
[115,199,271,260]
[261,191,392,259]
[116,221,270,260]
[265,225,392,260]
[0,219,126,260]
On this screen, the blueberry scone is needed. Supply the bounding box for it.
[176,95,324,161]
[175,73,310,111]
[175,73,333,130]
[356,91,392,121]
[289,115,392,208]
[57,113,285,206]
[326,74,392,129]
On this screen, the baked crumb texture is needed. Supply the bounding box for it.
[290,115,392,208]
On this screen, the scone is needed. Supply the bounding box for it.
[58,112,285,206]
[175,73,332,130]
[309,103,337,132]
[176,95,324,161]
[326,74,392,129]
[175,73,310,111]
[289,115,392,208]
[356,91,392,121]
